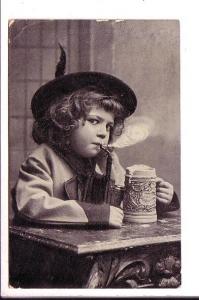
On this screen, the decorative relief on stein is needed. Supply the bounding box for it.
[123,165,157,223]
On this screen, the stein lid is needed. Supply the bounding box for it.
[126,164,156,178]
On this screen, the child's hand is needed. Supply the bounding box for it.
[109,206,124,228]
[156,177,174,206]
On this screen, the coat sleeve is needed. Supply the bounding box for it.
[13,156,110,226]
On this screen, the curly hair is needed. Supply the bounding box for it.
[32,85,127,151]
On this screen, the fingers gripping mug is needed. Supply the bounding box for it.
[123,164,157,223]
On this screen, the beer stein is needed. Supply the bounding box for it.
[123,164,157,223]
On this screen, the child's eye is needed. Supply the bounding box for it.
[87,118,99,125]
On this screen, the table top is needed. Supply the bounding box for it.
[10,212,180,255]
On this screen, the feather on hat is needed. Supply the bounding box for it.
[31,45,137,119]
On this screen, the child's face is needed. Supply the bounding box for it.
[69,107,114,158]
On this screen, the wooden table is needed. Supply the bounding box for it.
[9,211,181,288]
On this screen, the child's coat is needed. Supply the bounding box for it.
[13,143,180,226]
[13,143,110,225]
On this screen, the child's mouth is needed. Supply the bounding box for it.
[92,143,101,147]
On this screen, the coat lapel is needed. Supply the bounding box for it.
[64,176,79,200]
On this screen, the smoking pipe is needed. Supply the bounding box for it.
[100,144,113,203]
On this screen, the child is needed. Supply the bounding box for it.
[12,46,179,228]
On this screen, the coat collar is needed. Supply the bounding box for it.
[50,144,97,202]
[50,143,96,177]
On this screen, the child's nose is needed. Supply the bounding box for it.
[97,133,106,139]
[97,125,107,139]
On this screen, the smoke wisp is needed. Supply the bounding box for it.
[111,116,156,149]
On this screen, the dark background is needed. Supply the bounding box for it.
[8,20,180,218]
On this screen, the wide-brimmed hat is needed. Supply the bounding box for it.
[31,46,137,119]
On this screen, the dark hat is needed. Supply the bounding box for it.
[31,46,137,119]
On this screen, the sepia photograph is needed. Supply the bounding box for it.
[7,19,181,290]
